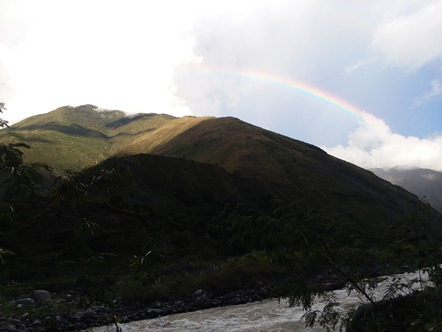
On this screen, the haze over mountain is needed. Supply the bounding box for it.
[372,167,442,214]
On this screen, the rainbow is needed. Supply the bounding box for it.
[180,66,370,123]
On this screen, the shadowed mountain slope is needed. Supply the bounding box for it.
[117,116,442,232]
[8,152,440,265]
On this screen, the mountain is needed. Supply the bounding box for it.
[116,116,441,232]
[2,104,442,322]
[1,105,440,233]
[372,167,442,213]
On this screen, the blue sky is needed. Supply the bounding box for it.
[0,0,441,170]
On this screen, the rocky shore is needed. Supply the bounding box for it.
[1,264,392,332]
[0,283,276,332]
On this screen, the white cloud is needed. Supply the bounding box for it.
[344,57,378,74]
[414,79,442,106]
[324,112,442,171]
[1,0,203,123]
[3,0,290,123]
[372,1,442,70]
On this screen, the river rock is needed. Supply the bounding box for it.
[15,298,34,306]
[3,324,18,332]
[146,308,165,318]
[193,289,208,302]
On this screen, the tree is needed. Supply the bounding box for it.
[285,213,442,331]
[0,104,52,224]
[0,104,51,268]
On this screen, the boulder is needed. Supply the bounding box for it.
[31,290,51,304]
[193,289,208,302]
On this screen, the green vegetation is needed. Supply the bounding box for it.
[0,105,180,174]
[278,212,442,331]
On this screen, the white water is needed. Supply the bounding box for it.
[88,271,428,332]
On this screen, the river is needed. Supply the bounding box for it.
[89,270,427,332]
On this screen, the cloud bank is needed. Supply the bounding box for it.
[0,0,200,122]
[324,112,442,171]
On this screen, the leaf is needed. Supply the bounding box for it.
[302,310,318,328]
[0,248,15,264]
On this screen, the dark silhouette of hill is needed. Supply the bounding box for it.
[7,152,440,273]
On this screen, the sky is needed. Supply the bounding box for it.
[0,0,441,171]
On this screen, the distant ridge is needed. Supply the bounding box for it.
[372,167,442,213]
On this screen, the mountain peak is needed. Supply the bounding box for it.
[70,104,99,111]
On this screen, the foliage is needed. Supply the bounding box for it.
[117,251,279,302]
[0,102,8,128]
[284,212,442,331]
[0,143,52,206]
[0,105,54,267]
[0,104,54,223]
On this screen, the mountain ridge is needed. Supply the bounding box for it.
[1,105,440,230]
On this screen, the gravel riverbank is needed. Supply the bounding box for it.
[0,282,276,332]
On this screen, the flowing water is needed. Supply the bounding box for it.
[89,270,428,332]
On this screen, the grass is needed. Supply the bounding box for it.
[117,115,212,156]
[114,251,282,302]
